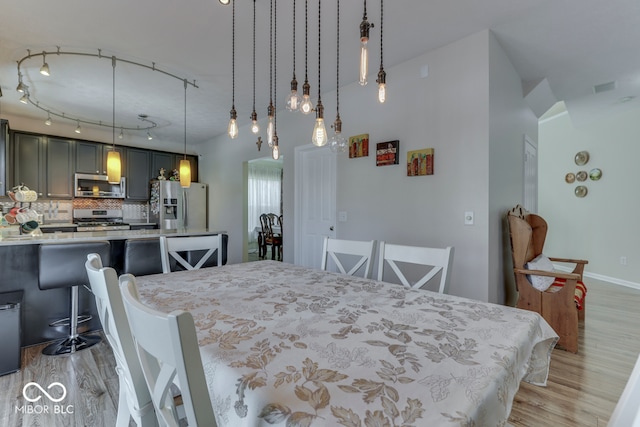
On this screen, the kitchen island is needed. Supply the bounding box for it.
[0,228,227,347]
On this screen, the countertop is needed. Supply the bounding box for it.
[0,228,226,245]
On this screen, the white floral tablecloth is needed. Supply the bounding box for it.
[135,261,558,427]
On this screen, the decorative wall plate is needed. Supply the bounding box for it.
[575,151,590,166]
[565,172,576,183]
[575,185,588,198]
[576,170,588,182]
[589,168,602,181]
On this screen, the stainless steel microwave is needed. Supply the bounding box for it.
[74,173,126,198]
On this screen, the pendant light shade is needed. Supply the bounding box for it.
[107,150,122,184]
[376,0,387,103]
[300,0,314,115]
[181,79,192,188]
[285,0,301,112]
[107,56,122,184]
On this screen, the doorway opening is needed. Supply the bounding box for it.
[246,157,283,261]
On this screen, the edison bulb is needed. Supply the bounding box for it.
[228,118,238,139]
[359,38,369,86]
[272,144,280,160]
[251,120,260,134]
[300,95,313,115]
[378,82,386,103]
[312,118,328,147]
[329,132,347,153]
[286,91,301,111]
[267,116,275,146]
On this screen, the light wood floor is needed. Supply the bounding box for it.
[0,278,638,426]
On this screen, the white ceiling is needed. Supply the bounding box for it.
[0,0,639,152]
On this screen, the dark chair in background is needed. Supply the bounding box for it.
[122,238,164,276]
[259,213,282,261]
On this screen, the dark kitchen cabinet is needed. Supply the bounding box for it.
[126,148,151,200]
[76,141,126,176]
[45,137,75,198]
[151,151,176,180]
[13,132,45,196]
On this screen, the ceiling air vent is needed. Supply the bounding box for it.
[593,81,617,94]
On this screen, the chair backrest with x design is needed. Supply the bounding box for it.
[160,234,223,273]
[320,237,376,279]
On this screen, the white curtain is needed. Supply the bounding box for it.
[248,162,282,243]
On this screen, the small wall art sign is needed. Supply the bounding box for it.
[376,140,399,166]
[407,148,434,176]
[349,134,369,158]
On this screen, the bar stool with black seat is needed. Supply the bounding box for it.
[122,238,164,276]
[38,241,111,355]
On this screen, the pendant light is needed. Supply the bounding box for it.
[311,0,327,147]
[75,120,82,134]
[376,0,386,103]
[228,0,239,139]
[107,56,122,184]
[266,0,275,146]
[285,0,301,111]
[45,112,52,126]
[272,0,280,160]
[359,0,373,86]
[180,79,192,188]
[329,0,347,153]
[39,52,50,76]
[299,0,314,115]
[250,0,260,134]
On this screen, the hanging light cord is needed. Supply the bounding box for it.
[274,0,278,128]
[184,79,187,159]
[269,0,273,107]
[292,0,296,80]
[363,0,367,19]
[304,0,308,85]
[112,56,116,148]
[336,0,340,117]
[317,0,321,102]
[252,0,256,113]
[232,0,236,110]
[380,0,384,69]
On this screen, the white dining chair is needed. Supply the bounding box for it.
[119,274,218,427]
[320,237,376,279]
[608,352,640,427]
[85,253,158,427]
[160,234,223,273]
[377,242,455,294]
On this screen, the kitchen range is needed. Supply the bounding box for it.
[73,209,130,232]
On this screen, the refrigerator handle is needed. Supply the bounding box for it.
[183,191,188,227]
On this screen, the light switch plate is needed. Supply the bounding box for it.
[464,211,474,225]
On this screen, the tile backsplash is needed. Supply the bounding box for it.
[1,198,149,223]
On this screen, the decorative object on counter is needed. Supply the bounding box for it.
[589,168,602,181]
[575,185,588,198]
[348,133,369,158]
[376,140,399,166]
[576,170,588,182]
[407,148,434,176]
[169,169,180,181]
[5,185,41,235]
[574,150,590,166]
[15,47,197,137]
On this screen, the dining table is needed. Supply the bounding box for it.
[134,260,558,427]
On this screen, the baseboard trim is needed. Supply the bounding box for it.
[553,265,640,291]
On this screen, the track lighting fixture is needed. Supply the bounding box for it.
[359,0,373,86]
[228,0,238,139]
[312,0,327,147]
[19,93,29,104]
[40,52,50,76]
[119,128,124,139]
[147,131,153,140]
[45,113,52,126]
[300,0,313,115]
[219,0,230,4]
[376,0,386,103]
[16,74,27,93]
[75,120,81,134]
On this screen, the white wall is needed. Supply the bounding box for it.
[539,106,640,287]
[198,30,534,303]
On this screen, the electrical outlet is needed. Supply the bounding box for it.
[464,211,474,225]
[620,256,627,266]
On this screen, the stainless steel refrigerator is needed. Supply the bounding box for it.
[150,180,208,230]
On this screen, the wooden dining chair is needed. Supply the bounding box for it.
[377,242,455,294]
[160,234,223,273]
[321,237,376,279]
[119,274,218,427]
[259,213,282,260]
[507,205,587,353]
[85,253,157,427]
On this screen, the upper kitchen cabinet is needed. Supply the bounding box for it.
[151,151,176,180]
[13,132,46,197]
[45,137,75,198]
[76,141,126,175]
[186,154,199,182]
[126,147,151,200]
[0,120,7,196]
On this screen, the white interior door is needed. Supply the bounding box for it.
[524,135,538,213]
[294,145,336,269]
